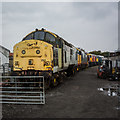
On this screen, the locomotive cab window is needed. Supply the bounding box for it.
[87,56,90,61]
[23,33,34,40]
[53,48,58,66]
[79,51,81,55]
[55,38,63,48]
[70,49,73,55]
[65,51,67,63]
[34,31,45,40]
[45,32,55,43]
[76,51,77,60]
[81,52,83,61]
[70,49,73,60]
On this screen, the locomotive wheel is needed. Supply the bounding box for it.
[51,77,58,87]
[67,71,71,77]
[58,74,64,83]
[73,70,75,75]
[44,77,51,89]
[77,68,79,72]
[72,68,76,76]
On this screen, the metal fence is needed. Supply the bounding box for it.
[0,76,45,104]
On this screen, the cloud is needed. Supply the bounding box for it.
[2,2,118,52]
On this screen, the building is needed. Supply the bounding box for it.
[0,45,10,65]
[109,49,120,61]
[0,45,10,75]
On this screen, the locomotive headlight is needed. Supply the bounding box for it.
[36,50,40,54]
[22,50,26,54]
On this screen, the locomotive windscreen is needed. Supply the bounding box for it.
[22,31,55,44]
[22,31,45,41]
[34,31,45,40]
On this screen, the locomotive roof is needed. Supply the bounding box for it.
[22,28,57,40]
[22,28,74,48]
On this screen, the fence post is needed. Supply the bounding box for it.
[2,65,5,76]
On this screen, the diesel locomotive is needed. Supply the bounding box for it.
[13,28,101,88]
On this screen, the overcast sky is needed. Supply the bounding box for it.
[0,2,118,52]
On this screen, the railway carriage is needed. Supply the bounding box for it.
[87,54,101,67]
[96,55,103,65]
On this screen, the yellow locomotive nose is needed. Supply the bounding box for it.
[13,40,53,72]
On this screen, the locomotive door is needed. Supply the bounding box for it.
[56,38,63,69]
[53,47,58,67]
[61,41,64,68]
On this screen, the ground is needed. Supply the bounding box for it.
[1,66,120,119]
